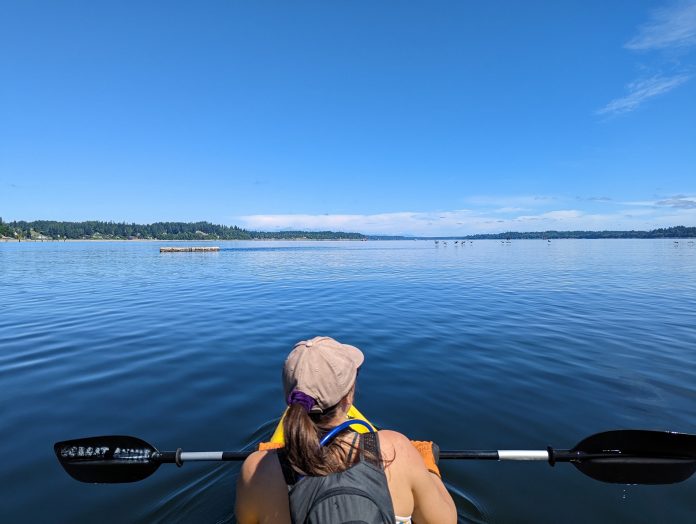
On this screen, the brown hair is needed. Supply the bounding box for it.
[283,397,359,476]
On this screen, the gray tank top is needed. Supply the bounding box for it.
[278,432,396,524]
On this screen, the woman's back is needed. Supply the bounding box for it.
[282,432,395,523]
[235,429,456,524]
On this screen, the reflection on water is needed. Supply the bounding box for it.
[1,240,695,522]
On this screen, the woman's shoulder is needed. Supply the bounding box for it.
[239,449,281,484]
[377,429,411,446]
[377,430,422,461]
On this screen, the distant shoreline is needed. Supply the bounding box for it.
[2,221,695,241]
[0,237,369,242]
[3,237,695,243]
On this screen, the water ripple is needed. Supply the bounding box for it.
[1,239,695,522]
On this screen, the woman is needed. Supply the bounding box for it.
[236,336,457,524]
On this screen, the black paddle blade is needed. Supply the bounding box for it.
[54,435,160,483]
[570,430,696,484]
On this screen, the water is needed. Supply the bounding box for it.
[1,239,695,523]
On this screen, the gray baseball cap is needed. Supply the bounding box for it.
[283,336,364,413]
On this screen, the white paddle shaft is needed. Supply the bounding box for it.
[180,452,224,461]
[497,450,549,460]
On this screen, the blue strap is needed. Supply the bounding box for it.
[319,419,374,447]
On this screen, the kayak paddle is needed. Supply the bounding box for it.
[54,429,696,485]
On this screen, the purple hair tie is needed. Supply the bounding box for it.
[287,390,317,413]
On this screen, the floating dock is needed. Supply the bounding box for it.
[160,246,220,253]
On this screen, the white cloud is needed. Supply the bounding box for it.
[597,74,690,115]
[236,201,696,236]
[238,210,477,236]
[626,1,696,51]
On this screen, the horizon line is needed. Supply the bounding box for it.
[3,219,695,238]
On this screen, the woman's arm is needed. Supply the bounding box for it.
[385,431,457,524]
[236,450,292,524]
[235,451,264,524]
[411,464,457,524]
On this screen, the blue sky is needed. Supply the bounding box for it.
[1,0,695,235]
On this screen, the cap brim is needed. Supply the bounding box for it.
[343,343,364,369]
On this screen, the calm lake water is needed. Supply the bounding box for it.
[2,239,695,523]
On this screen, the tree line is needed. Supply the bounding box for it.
[0,219,367,240]
[0,217,13,237]
[2,219,694,240]
[461,226,696,239]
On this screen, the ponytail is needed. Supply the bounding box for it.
[283,397,354,476]
[283,403,324,475]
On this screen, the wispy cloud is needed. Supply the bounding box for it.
[462,195,557,208]
[620,194,696,209]
[621,200,661,207]
[597,74,690,115]
[599,1,696,115]
[238,211,476,236]
[494,207,529,213]
[625,1,696,51]
[656,195,696,208]
[236,197,696,236]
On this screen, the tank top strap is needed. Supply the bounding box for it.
[276,449,299,487]
[359,431,383,468]
[345,431,360,464]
